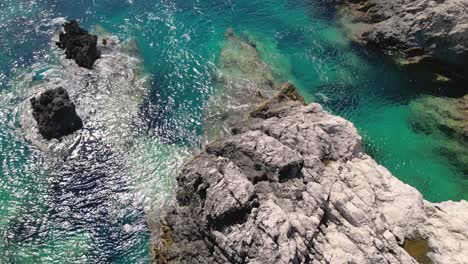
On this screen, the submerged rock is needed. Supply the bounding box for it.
[203,29,282,141]
[410,95,468,141]
[30,87,83,140]
[56,20,101,69]
[153,89,468,263]
[334,0,468,79]
[409,95,468,174]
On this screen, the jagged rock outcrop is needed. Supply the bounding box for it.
[30,87,83,140]
[56,20,101,69]
[153,89,468,264]
[335,0,468,79]
[20,32,146,155]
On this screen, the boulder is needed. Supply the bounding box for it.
[30,87,83,140]
[56,20,101,69]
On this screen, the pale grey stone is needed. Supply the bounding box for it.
[154,96,468,264]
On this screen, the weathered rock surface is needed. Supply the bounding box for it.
[30,87,83,140]
[153,89,468,263]
[335,0,468,79]
[56,20,101,69]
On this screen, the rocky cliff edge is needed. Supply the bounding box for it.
[153,88,468,264]
[335,0,468,80]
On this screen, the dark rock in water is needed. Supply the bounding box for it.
[56,20,100,69]
[30,87,83,140]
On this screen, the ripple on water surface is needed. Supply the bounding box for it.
[1,0,467,263]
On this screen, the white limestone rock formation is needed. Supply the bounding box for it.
[153,88,468,264]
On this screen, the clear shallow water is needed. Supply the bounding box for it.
[0,0,467,263]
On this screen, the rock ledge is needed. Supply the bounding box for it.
[153,90,468,264]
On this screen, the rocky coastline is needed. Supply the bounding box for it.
[333,0,468,80]
[17,20,468,264]
[152,86,468,263]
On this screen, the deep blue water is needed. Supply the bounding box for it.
[1,0,467,263]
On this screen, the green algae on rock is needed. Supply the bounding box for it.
[409,95,468,141]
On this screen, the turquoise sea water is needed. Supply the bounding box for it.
[1,0,467,263]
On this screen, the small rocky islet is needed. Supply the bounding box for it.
[13,1,468,263]
[56,20,101,69]
[29,20,100,141]
[30,87,83,140]
[16,20,151,260]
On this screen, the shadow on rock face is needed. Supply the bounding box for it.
[56,20,101,69]
[30,87,83,140]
